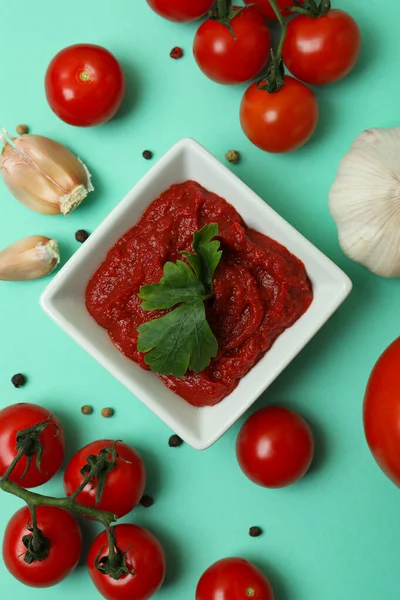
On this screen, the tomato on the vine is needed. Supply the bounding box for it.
[196,557,274,600]
[88,524,166,600]
[236,406,314,487]
[240,76,318,153]
[45,44,126,126]
[0,403,64,488]
[64,439,146,518]
[3,506,82,588]
[147,0,215,21]
[283,9,361,85]
[193,7,271,85]
[244,0,298,20]
[364,338,400,487]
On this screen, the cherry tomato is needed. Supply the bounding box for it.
[283,9,361,85]
[147,0,215,21]
[64,439,145,518]
[364,338,400,486]
[3,505,82,588]
[236,406,314,487]
[88,524,166,600]
[45,44,126,126]
[244,0,298,20]
[196,557,274,600]
[193,7,271,85]
[0,403,64,488]
[240,76,318,153]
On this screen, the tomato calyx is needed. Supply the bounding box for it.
[255,0,287,93]
[77,441,131,507]
[13,416,59,481]
[95,527,135,580]
[257,50,285,93]
[21,505,51,564]
[289,0,331,17]
[209,0,247,39]
[22,522,51,564]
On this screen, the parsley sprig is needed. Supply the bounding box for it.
[137,224,222,378]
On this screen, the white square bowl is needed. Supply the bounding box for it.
[41,138,352,450]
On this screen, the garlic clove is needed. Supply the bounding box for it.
[329,127,400,278]
[0,236,60,281]
[0,130,93,215]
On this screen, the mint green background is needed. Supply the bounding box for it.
[0,1,399,598]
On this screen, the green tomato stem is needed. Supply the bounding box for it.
[1,448,25,481]
[106,525,118,566]
[28,504,41,554]
[217,0,230,20]
[0,476,117,527]
[267,0,287,62]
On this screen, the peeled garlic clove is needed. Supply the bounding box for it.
[329,127,400,278]
[0,130,93,215]
[0,236,60,281]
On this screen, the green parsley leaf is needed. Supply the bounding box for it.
[182,223,222,292]
[138,260,205,311]
[137,223,222,377]
[137,300,218,377]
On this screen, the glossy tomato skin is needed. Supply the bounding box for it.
[147,0,214,21]
[88,524,166,600]
[3,506,82,587]
[64,439,145,518]
[364,338,400,486]
[236,406,314,487]
[240,76,318,153]
[0,403,64,488]
[283,9,361,85]
[193,7,271,85]
[196,557,274,600]
[244,0,297,20]
[45,44,126,126]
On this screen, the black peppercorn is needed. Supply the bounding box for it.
[75,230,90,243]
[11,373,27,388]
[168,434,183,448]
[249,526,262,538]
[140,494,154,508]
[142,150,153,160]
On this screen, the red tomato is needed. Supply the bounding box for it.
[283,9,361,85]
[64,439,145,518]
[3,506,82,588]
[244,0,297,20]
[0,403,64,488]
[88,524,166,600]
[45,44,126,126]
[236,406,314,487]
[240,76,318,153]
[196,557,274,600]
[193,7,271,85]
[364,338,400,486]
[147,0,215,21]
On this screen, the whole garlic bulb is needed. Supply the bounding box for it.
[0,129,93,215]
[329,127,400,278]
[0,236,60,281]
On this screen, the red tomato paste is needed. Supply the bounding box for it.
[86,181,313,407]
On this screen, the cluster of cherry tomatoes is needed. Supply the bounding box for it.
[0,401,314,599]
[147,0,361,153]
[0,403,164,598]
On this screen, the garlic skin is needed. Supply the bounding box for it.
[0,236,60,281]
[0,130,93,215]
[329,127,400,278]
